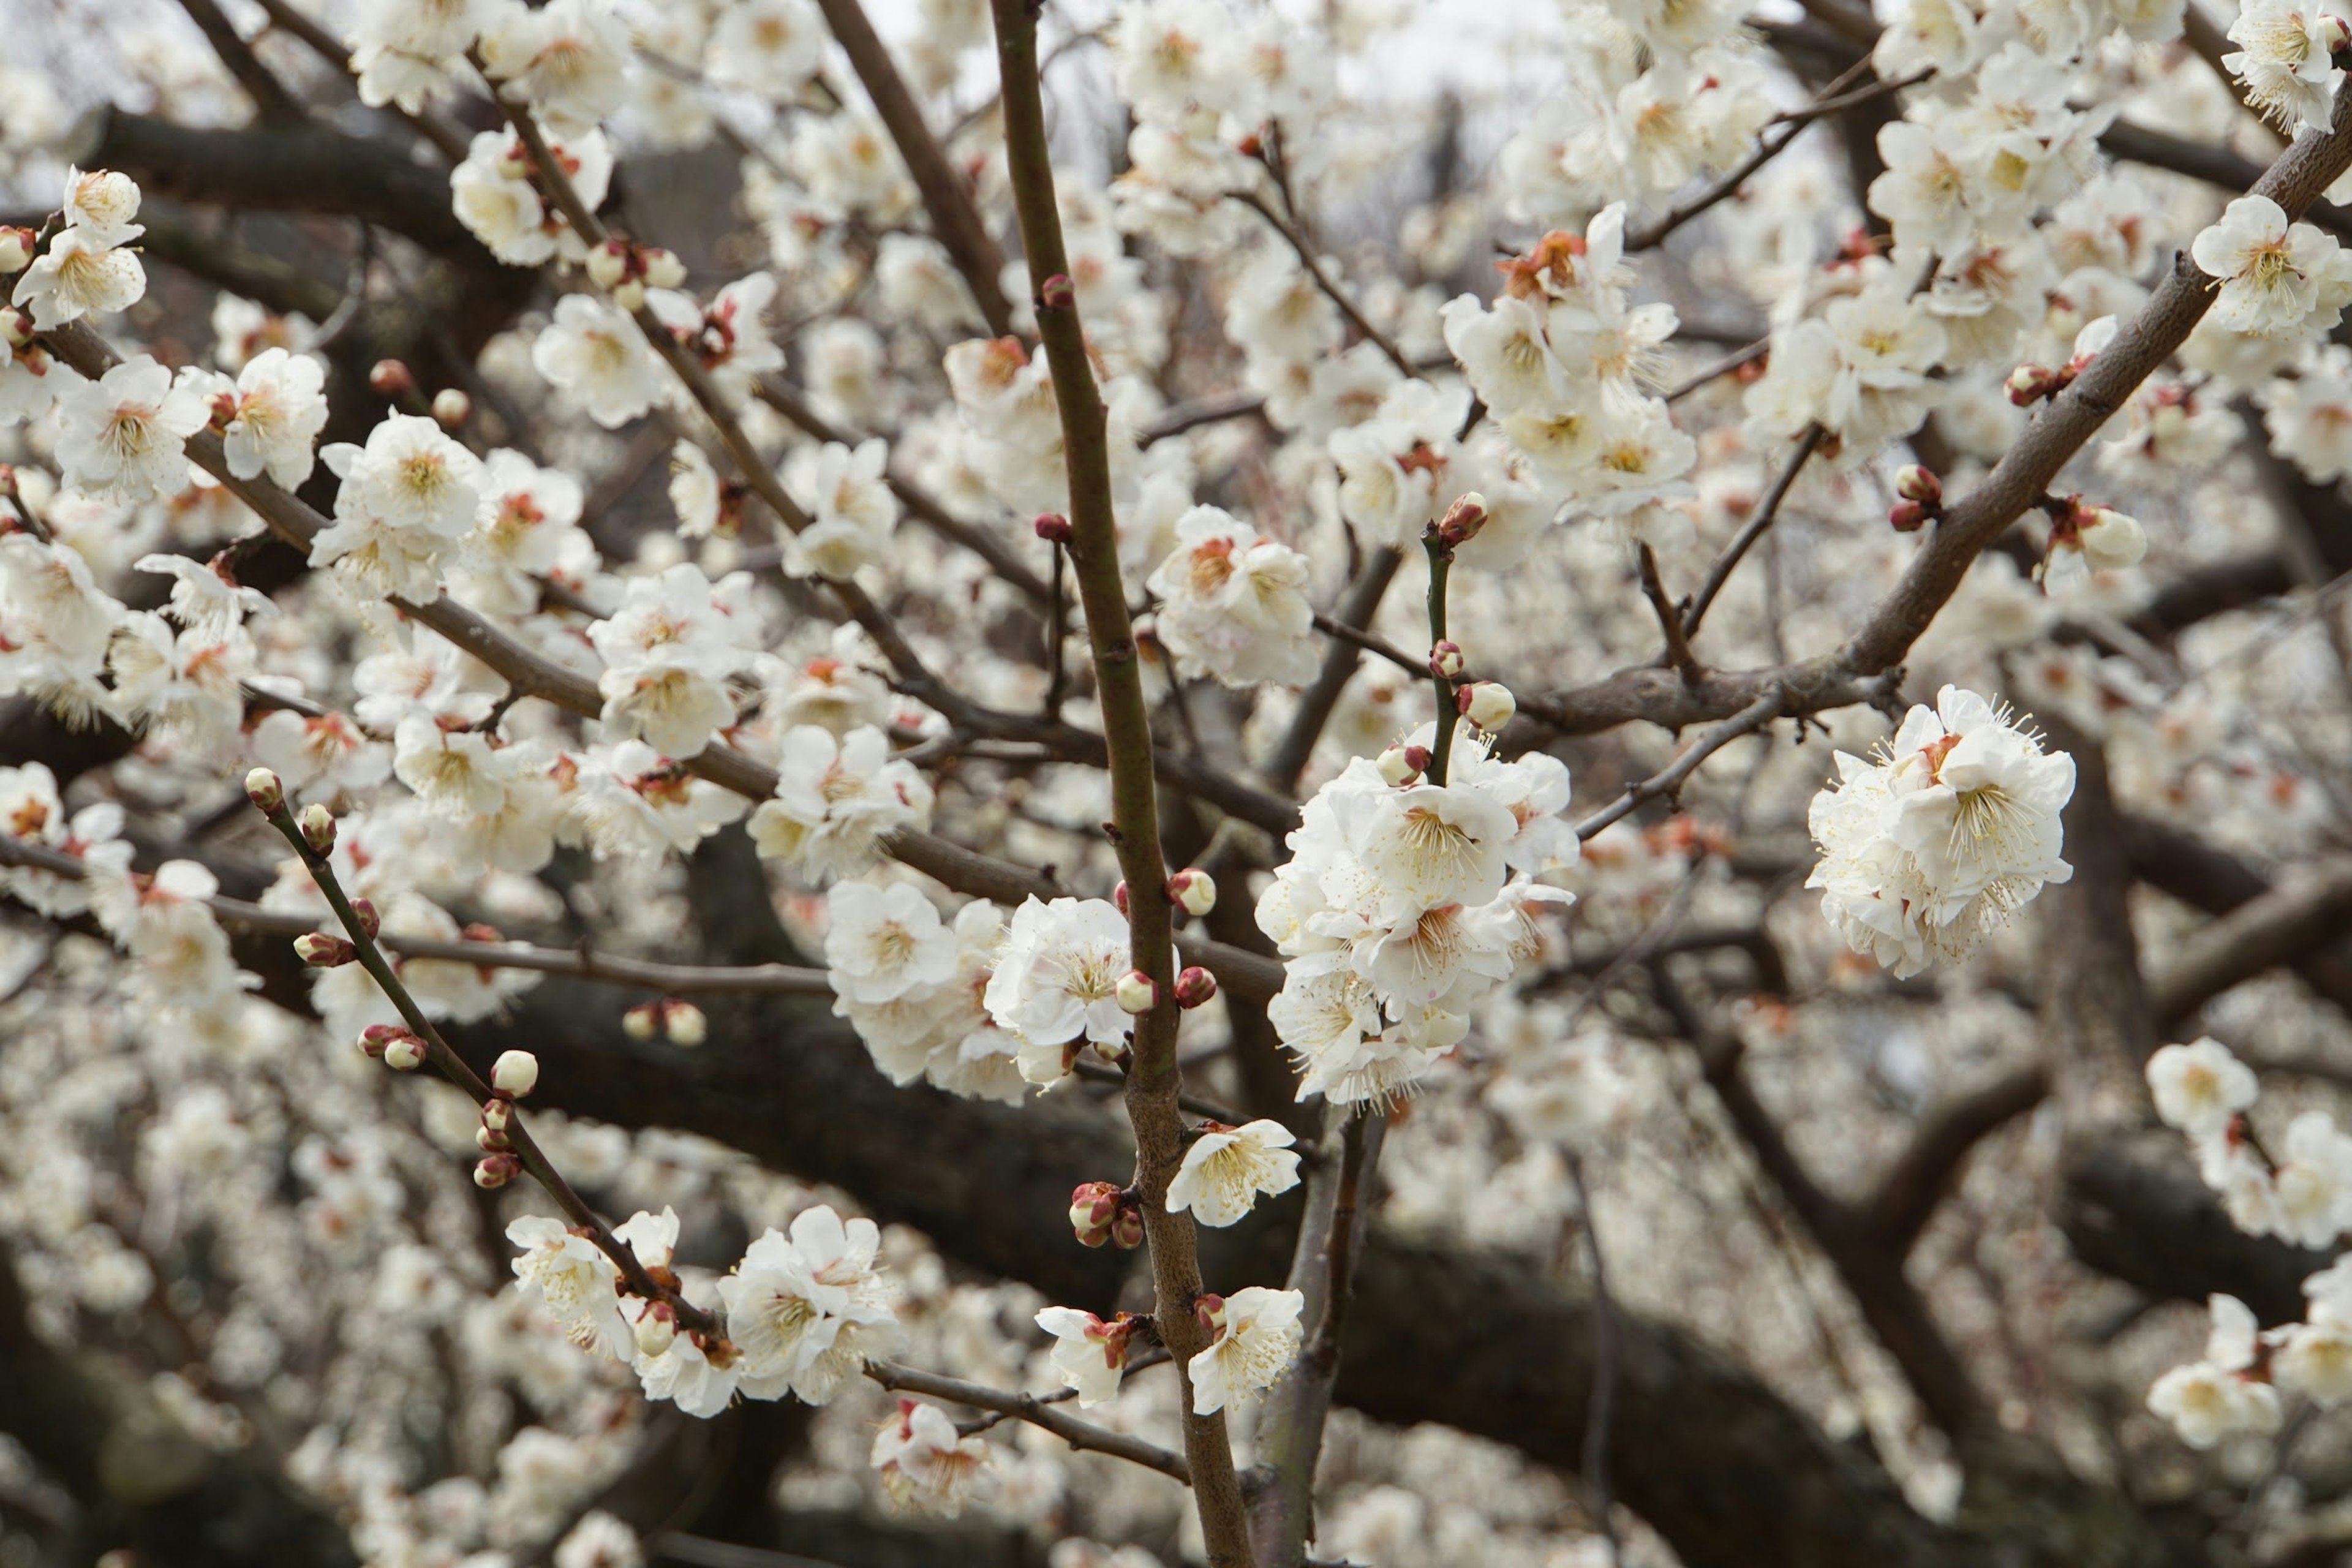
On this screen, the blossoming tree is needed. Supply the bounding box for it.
[4,0,2352,1562]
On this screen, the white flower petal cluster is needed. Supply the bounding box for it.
[826,891,1027,1103]
[533,293,665,426]
[870,1399,990,1517]
[784,437,900,580]
[106,608,254,750]
[1166,1119,1303,1226]
[216,348,330,488]
[2191,195,2352,341]
[477,0,630,134]
[507,1215,626,1355]
[1144,504,1317,687]
[347,0,486,112]
[2147,1294,2283,1449]
[567,739,747,860]
[1807,685,2075,976]
[52,356,209,502]
[2223,0,2350,133]
[0,761,130,919]
[1034,1307,1137,1407]
[452,126,614,267]
[0,534,124,721]
[983,895,1147,1078]
[717,1205,899,1405]
[1258,737,1578,1104]
[748,726,934,881]
[1189,1285,1305,1414]
[1746,282,1950,464]
[587,563,763,757]
[315,413,488,601]
[12,168,147,329]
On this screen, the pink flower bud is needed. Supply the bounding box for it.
[482,1096,512,1133]
[2326,12,2351,51]
[1111,1206,1145,1249]
[1039,273,1076,310]
[358,1024,409,1060]
[1174,966,1218,1008]
[369,359,415,398]
[476,1123,511,1152]
[2005,364,2057,405]
[492,1049,540,1098]
[350,897,380,940]
[633,1301,677,1356]
[1070,1181,1123,1247]
[384,1035,428,1071]
[0,308,28,349]
[430,387,471,428]
[473,1154,521,1189]
[1196,1292,1227,1333]
[642,248,686,290]
[1377,745,1422,786]
[1429,640,1466,679]
[1889,500,1931,533]
[1437,491,1488,548]
[295,932,357,967]
[1166,869,1216,916]
[1112,880,1130,915]
[1893,465,1942,505]
[0,227,32,274]
[1034,512,1073,543]
[299,801,336,854]
[586,239,630,290]
[1116,970,1159,1014]
[244,767,284,815]
[1458,680,1516,732]
[1402,744,1433,777]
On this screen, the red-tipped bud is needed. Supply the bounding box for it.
[1111,1205,1144,1249]
[1889,500,1931,533]
[476,1123,511,1152]
[349,897,380,940]
[482,1096,513,1133]
[1034,512,1073,543]
[663,999,707,1047]
[1457,680,1516,731]
[369,359,415,398]
[1116,970,1159,1014]
[0,307,30,349]
[473,1153,522,1189]
[1402,744,1434,777]
[1429,640,1466,679]
[430,387,471,428]
[2005,364,2058,405]
[244,766,284,815]
[642,247,685,290]
[1039,273,1076,310]
[0,227,34,274]
[384,1035,428,1071]
[586,238,630,290]
[1893,465,1942,506]
[299,801,336,854]
[295,932,357,967]
[1196,1292,1227,1333]
[1070,1180,1123,1247]
[1174,966,1218,1009]
[624,1001,660,1040]
[1113,879,1130,915]
[1378,744,1422,786]
[358,1023,410,1059]
[1166,869,1216,917]
[1436,491,1488,549]
[492,1049,540,1097]
[2325,12,2351,51]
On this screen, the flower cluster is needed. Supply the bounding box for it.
[12,167,146,332]
[824,881,1026,1102]
[748,726,934,881]
[586,562,762,758]
[1807,686,2076,976]
[1257,734,1577,1104]
[1144,504,1318,687]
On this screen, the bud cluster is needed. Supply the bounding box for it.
[1888,464,1942,533]
[584,236,685,310]
[624,997,709,1047]
[360,1024,428,1071]
[1069,1181,1145,1249]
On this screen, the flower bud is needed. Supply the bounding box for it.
[1111,1205,1144,1248]
[663,1000,707,1047]
[1893,465,1942,506]
[295,932,358,967]
[1039,273,1076,310]
[430,387,471,428]
[477,1123,511,1152]
[385,1035,428,1071]
[1457,680,1516,731]
[0,227,32,274]
[1429,640,1466,679]
[369,359,415,398]
[1888,500,1931,533]
[1402,744,1433,777]
[612,279,646,312]
[350,897,380,940]
[1436,491,1488,549]
[0,307,30,348]
[358,1023,410,1059]
[244,766,284,815]
[1196,1292,1227,1334]
[1174,966,1218,1008]
[586,239,630,290]
[1069,1180,1123,1247]
[624,1001,660,1040]
[2004,363,2057,405]
[492,1049,540,1098]
[482,1096,512,1132]
[633,1302,677,1356]
[1116,970,1159,1014]
[2326,12,2351,51]
[642,248,686,289]
[475,1153,522,1188]
[1166,869,1216,917]
[1033,511,1073,543]
[1112,879,1130,915]
[299,801,336,853]
[1377,744,1422,786]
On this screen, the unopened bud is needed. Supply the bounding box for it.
[1034,511,1073,543]
[1111,1205,1144,1248]
[624,1001,660,1040]
[1430,640,1466,679]
[350,897,380,940]
[1174,966,1218,1008]
[295,932,358,967]
[492,1049,540,1098]
[642,248,685,290]
[430,387,470,428]
[633,1302,677,1356]
[586,239,630,290]
[1039,273,1076,310]
[1167,869,1216,917]
[1889,500,1931,533]
[244,766,284,815]
[1377,745,1422,786]
[1437,491,1488,548]
[476,1123,511,1152]
[1196,1292,1227,1333]
[613,279,646,312]
[1893,464,1942,506]
[1402,744,1433,777]
[1070,1180,1122,1247]
[474,1153,521,1188]
[369,359,415,398]
[0,228,34,274]
[1458,680,1516,731]
[482,1096,512,1132]
[1116,970,1159,1014]
[384,1035,428,1071]
[2325,12,2351,51]
[663,1000,707,1047]
[299,801,336,853]
[0,307,29,348]
[358,1023,409,1059]
[2005,363,2057,405]
[1112,880,1130,915]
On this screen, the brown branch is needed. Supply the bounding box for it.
[1664,336,1771,403]
[1229,189,1415,378]
[1570,686,1787,840]
[862,1360,1191,1483]
[1860,1067,2051,1250]
[807,0,1013,337]
[1683,425,1824,642]
[2150,861,2352,1027]
[1264,548,1403,794]
[1637,544,1704,682]
[175,0,308,123]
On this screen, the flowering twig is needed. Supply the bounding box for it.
[243,774,718,1334]
[1264,548,1403,794]
[864,1360,1192,1483]
[1570,686,1786,841]
[988,2,1256,1559]
[1422,530,1461,784]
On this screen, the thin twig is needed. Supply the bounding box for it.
[1664,336,1770,404]
[1681,425,1825,641]
[864,1360,1192,1484]
[1229,189,1415,378]
[1637,544,1703,684]
[1570,687,1786,840]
